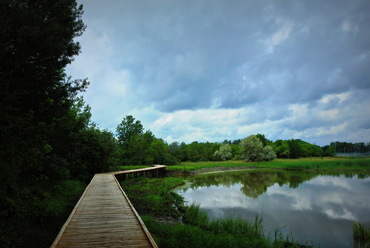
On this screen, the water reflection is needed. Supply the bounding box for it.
[176,170,370,248]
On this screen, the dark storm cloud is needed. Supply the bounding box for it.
[82,0,369,111]
[70,0,370,145]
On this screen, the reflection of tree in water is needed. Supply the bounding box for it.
[188,170,360,199]
[239,172,278,198]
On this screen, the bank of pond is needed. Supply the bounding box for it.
[120,158,370,248]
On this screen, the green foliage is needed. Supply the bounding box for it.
[322,145,336,157]
[116,115,144,146]
[183,204,264,238]
[256,157,370,171]
[332,141,370,153]
[256,133,273,146]
[353,222,370,247]
[214,143,233,161]
[167,160,250,171]
[273,139,323,159]
[42,180,85,217]
[274,140,291,158]
[116,115,179,165]
[167,157,370,171]
[150,138,179,165]
[116,115,154,165]
[120,177,186,217]
[240,135,276,162]
[0,1,120,246]
[142,212,303,248]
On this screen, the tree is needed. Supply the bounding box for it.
[0,0,88,246]
[240,135,276,162]
[287,139,303,158]
[116,115,155,165]
[116,115,144,146]
[262,145,277,161]
[323,145,336,157]
[256,133,273,146]
[149,138,179,165]
[214,143,233,161]
[274,140,290,158]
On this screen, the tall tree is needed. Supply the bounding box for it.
[116,115,155,165]
[116,115,144,146]
[0,0,87,246]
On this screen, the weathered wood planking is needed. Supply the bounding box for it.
[51,171,159,248]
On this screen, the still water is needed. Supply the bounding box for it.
[176,170,370,247]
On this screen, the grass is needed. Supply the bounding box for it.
[167,160,253,171]
[142,205,308,248]
[166,157,370,172]
[183,204,264,238]
[257,157,370,171]
[353,222,370,247]
[120,176,186,217]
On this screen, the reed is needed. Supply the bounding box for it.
[167,157,370,171]
[353,222,370,242]
[184,204,265,239]
[143,213,308,248]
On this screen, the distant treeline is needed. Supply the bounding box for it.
[111,119,369,164]
[330,141,370,154]
[142,136,369,163]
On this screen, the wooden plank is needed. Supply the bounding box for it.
[51,166,164,248]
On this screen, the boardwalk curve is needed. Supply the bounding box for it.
[51,166,165,248]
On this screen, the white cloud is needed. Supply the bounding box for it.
[67,0,370,145]
[319,92,350,104]
[341,19,358,33]
[263,18,294,53]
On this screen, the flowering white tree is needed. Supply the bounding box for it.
[240,135,276,162]
[214,143,233,160]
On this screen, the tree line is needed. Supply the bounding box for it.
[111,117,368,164]
[330,141,370,154]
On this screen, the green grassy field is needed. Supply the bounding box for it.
[166,157,370,171]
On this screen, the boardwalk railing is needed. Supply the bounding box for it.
[51,165,166,248]
[114,165,166,180]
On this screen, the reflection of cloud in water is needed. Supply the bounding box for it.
[182,183,257,210]
[267,184,313,211]
[324,208,356,221]
[177,173,370,248]
[179,175,370,222]
[307,176,352,189]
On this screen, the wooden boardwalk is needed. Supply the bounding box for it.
[51,166,165,248]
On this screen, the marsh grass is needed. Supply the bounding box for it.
[143,208,308,248]
[120,177,186,217]
[183,204,264,238]
[353,222,370,247]
[142,215,271,248]
[167,157,370,171]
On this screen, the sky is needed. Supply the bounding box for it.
[67,0,370,146]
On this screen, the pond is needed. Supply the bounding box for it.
[175,170,370,247]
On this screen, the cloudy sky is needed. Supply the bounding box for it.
[68,0,370,146]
